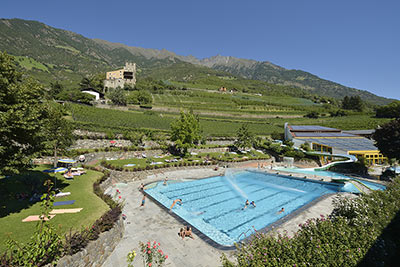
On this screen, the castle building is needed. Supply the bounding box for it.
[104,62,136,91]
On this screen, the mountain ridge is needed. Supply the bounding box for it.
[0,18,392,105]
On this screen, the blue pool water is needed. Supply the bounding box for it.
[275,167,352,179]
[276,167,386,191]
[145,170,352,246]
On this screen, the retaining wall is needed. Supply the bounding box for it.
[54,218,124,267]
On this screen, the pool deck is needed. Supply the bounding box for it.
[102,167,354,267]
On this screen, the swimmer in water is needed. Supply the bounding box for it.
[250,201,256,208]
[243,200,250,209]
[277,207,285,214]
[170,198,182,211]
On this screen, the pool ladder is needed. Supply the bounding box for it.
[237,226,257,241]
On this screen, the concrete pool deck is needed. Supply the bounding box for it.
[102,167,354,267]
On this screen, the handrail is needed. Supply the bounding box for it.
[237,226,256,241]
[237,228,252,241]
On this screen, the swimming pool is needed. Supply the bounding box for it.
[276,167,386,191]
[144,170,353,246]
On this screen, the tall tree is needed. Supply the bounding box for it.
[42,104,74,167]
[0,52,47,175]
[234,124,254,150]
[342,96,364,111]
[108,87,127,106]
[373,119,400,160]
[170,110,202,155]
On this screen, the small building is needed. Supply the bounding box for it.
[284,123,386,165]
[82,90,100,101]
[104,62,136,91]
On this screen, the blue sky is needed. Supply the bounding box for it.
[1,0,399,100]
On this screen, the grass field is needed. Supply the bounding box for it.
[0,167,109,252]
[14,56,49,72]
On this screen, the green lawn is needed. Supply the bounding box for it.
[0,167,109,252]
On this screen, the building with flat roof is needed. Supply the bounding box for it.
[284,123,386,165]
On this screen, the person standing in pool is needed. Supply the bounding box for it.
[170,198,182,211]
[243,200,250,209]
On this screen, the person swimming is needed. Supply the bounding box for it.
[250,201,256,208]
[170,198,182,211]
[278,207,285,214]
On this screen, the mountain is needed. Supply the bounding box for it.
[0,18,392,104]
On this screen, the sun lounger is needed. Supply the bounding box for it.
[53,200,75,206]
[22,215,56,222]
[50,208,83,214]
[64,174,74,179]
[55,192,71,198]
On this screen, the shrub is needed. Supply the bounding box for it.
[64,228,91,255]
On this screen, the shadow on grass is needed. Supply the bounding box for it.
[0,170,68,218]
[358,208,400,267]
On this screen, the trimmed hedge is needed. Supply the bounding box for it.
[222,178,400,267]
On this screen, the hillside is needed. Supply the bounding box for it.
[0,18,392,104]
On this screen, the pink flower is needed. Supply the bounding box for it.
[147,250,151,254]
[119,196,121,199]
[153,245,156,249]
[147,244,151,248]
[148,263,152,266]
[158,242,161,246]
[165,255,168,259]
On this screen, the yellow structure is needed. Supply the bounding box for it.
[106,69,124,80]
[348,151,386,165]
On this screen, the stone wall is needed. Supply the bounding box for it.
[105,159,273,184]
[70,139,133,150]
[54,218,124,267]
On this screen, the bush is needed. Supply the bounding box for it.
[64,229,91,255]
[304,111,319,119]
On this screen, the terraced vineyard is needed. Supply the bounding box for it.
[67,89,390,136]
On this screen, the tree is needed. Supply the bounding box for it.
[0,52,47,175]
[342,96,364,111]
[108,87,127,106]
[375,101,400,118]
[137,90,152,105]
[48,81,64,99]
[170,110,202,155]
[304,111,319,119]
[234,124,254,150]
[79,73,105,93]
[373,119,400,160]
[42,104,74,167]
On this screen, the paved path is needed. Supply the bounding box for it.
[102,168,355,267]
